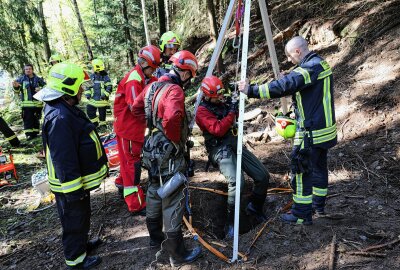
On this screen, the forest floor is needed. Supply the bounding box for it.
[1,0,400,269]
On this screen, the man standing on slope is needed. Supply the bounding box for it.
[239,36,336,225]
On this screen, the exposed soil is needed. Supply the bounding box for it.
[1,0,400,269]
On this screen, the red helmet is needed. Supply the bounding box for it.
[201,76,225,98]
[138,45,161,68]
[169,50,198,77]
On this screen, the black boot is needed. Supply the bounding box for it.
[224,203,235,239]
[164,230,202,267]
[246,192,267,223]
[87,238,103,253]
[146,217,164,248]
[66,256,102,269]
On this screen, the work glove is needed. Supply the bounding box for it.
[290,145,312,175]
[65,188,87,203]
[228,92,239,113]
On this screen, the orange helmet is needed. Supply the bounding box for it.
[201,76,225,98]
[138,45,161,68]
[169,50,198,77]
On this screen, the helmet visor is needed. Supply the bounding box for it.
[165,43,179,50]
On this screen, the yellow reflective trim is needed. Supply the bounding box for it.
[61,177,83,193]
[322,77,333,127]
[259,84,270,99]
[89,117,99,123]
[88,100,109,107]
[89,131,102,160]
[313,187,328,196]
[313,130,337,144]
[82,165,108,183]
[127,70,142,83]
[296,173,303,197]
[5,134,17,141]
[293,67,311,84]
[65,252,86,266]
[320,60,330,70]
[293,194,312,204]
[295,92,305,128]
[318,69,332,80]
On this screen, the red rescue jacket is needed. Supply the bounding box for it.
[113,65,156,140]
[132,74,185,144]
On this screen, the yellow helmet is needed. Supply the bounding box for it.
[47,63,91,96]
[92,59,105,72]
[49,54,62,65]
[159,31,181,52]
[275,116,297,139]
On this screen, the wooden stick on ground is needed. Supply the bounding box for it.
[361,235,400,252]
[183,216,230,263]
[329,234,337,270]
[189,186,228,196]
[346,251,387,258]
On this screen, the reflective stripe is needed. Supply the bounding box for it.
[5,134,17,141]
[322,77,333,127]
[131,86,136,101]
[46,146,57,184]
[318,69,332,80]
[295,92,305,128]
[103,91,110,97]
[61,177,83,193]
[89,131,102,160]
[293,194,312,204]
[296,173,303,197]
[293,67,311,84]
[294,124,337,146]
[313,187,328,197]
[65,252,86,266]
[24,128,40,133]
[258,84,270,99]
[82,164,108,190]
[104,82,112,86]
[87,100,109,107]
[93,80,104,84]
[126,70,142,83]
[21,101,43,107]
[89,117,99,123]
[99,121,107,126]
[124,186,139,197]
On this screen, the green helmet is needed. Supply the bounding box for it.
[47,63,91,96]
[92,59,105,72]
[159,31,181,52]
[49,54,62,65]
[275,116,297,139]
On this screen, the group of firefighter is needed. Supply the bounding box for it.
[8,30,336,269]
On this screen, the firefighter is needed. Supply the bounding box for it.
[34,62,108,269]
[0,117,20,147]
[239,36,336,225]
[113,45,161,212]
[12,64,46,140]
[85,59,113,127]
[133,50,201,267]
[196,76,270,238]
[49,54,62,66]
[156,31,181,78]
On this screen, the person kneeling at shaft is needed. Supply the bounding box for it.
[195,76,270,239]
[135,50,202,267]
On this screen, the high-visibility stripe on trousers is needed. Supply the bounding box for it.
[290,147,329,219]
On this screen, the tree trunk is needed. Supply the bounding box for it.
[140,0,151,45]
[206,0,224,73]
[38,0,51,62]
[158,0,166,34]
[164,0,170,31]
[71,0,94,60]
[121,0,135,66]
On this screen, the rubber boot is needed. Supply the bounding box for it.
[246,192,267,223]
[164,230,202,267]
[280,212,312,225]
[87,238,103,253]
[66,256,102,269]
[224,203,235,240]
[146,217,165,248]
